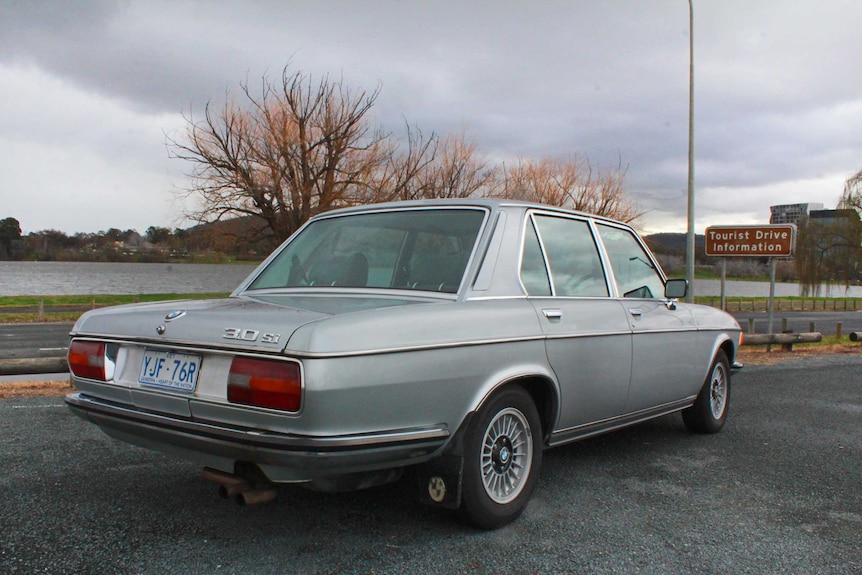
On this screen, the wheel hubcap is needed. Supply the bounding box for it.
[492,437,514,473]
[709,364,728,419]
[480,407,532,504]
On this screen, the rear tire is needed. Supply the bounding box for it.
[458,386,542,530]
[682,350,730,434]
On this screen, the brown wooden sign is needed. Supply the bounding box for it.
[704,224,796,257]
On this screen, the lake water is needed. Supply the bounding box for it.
[0,261,260,296]
[1,261,861,298]
[694,278,862,298]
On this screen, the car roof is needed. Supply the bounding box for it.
[314,197,628,227]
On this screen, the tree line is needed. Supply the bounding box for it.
[0,220,271,263]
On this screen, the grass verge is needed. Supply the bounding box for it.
[0,293,229,323]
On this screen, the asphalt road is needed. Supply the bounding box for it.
[0,322,73,360]
[733,310,862,335]
[1,355,860,574]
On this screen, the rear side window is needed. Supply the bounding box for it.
[520,218,552,296]
[596,224,665,299]
[521,214,608,297]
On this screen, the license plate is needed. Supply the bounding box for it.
[139,349,201,392]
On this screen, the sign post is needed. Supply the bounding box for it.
[704,224,796,342]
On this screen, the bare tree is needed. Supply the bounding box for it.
[794,170,862,294]
[170,67,437,246]
[172,67,639,245]
[350,127,494,203]
[497,155,642,223]
[418,129,498,200]
[356,123,439,204]
[839,169,862,213]
[796,212,862,295]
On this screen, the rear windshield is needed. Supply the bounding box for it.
[247,208,487,294]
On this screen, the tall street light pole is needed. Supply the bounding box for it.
[685,0,696,302]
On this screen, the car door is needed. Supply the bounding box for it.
[521,213,633,435]
[595,223,705,412]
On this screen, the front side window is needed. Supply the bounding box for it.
[247,208,486,294]
[596,224,665,299]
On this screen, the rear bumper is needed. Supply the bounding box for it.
[65,392,449,482]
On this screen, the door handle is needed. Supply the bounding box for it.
[629,308,643,319]
[542,309,563,320]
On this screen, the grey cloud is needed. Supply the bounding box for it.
[1,0,861,234]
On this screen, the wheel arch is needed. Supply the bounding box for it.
[719,337,736,365]
[463,373,559,449]
[509,375,558,445]
[701,333,736,382]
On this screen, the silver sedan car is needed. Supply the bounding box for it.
[66,199,742,529]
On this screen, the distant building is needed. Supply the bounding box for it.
[809,208,861,226]
[769,203,824,225]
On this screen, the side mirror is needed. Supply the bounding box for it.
[664,278,688,299]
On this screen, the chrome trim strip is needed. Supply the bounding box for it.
[65,392,449,450]
[72,328,739,361]
[71,328,738,361]
[69,335,292,357]
[70,333,549,360]
[245,287,458,301]
[548,397,696,446]
[288,334,549,359]
[628,327,701,334]
[544,330,632,340]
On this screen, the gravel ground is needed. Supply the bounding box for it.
[1,353,860,575]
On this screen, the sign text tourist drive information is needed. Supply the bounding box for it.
[704,224,796,257]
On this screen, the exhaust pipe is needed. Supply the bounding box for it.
[236,488,278,506]
[202,467,277,505]
[218,482,251,499]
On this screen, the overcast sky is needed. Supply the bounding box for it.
[2,0,861,237]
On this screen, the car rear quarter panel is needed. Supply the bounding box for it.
[293,340,555,438]
[282,298,557,438]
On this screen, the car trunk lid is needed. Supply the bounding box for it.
[70,293,432,351]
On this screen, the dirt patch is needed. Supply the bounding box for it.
[0,380,73,399]
[737,343,861,365]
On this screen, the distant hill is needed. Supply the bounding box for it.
[182,216,275,257]
[644,232,705,254]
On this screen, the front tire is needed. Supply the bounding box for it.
[458,386,542,530]
[683,349,731,434]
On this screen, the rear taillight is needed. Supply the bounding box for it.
[68,340,113,380]
[227,357,302,412]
